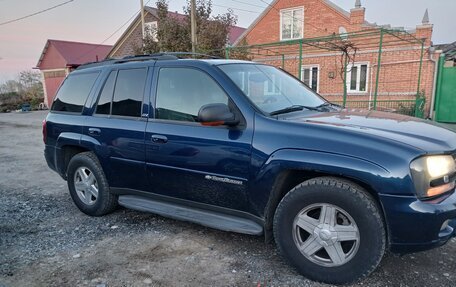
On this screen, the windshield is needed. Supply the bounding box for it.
[218,64,326,114]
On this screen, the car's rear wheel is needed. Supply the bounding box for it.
[67,152,118,216]
[273,177,385,284]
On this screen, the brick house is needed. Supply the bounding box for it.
[233,0,440,116]
[35,40,112,107]
[108,6,246,58]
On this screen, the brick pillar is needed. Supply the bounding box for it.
[416,24,433,46]
[416,9,433,46]
[350,7,365,27]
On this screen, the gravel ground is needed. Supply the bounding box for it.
[0,111,455,287]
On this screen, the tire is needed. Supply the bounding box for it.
[273,177,386,284]
[67,152,118,216]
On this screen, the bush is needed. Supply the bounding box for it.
[0,70,44,112]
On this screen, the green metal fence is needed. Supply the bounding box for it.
[333,98,425,117]
[434,54,456,123]
[214,28,428,118]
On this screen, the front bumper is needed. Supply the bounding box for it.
[379,190,456,253]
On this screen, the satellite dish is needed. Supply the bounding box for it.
[339,26,348,41]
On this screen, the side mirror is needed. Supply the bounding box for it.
[198,103,239,126]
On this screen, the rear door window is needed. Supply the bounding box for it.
[111,68,147,117]
[95,71,116,115]
[51,72,100,113]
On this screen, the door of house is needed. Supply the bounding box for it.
[435,66,456,123]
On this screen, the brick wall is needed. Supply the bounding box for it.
[239,0,437,117]
[110,13,158,58]
[245,0,353,44]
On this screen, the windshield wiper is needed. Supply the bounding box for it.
[270,105,320,116]
[317,102,342,109]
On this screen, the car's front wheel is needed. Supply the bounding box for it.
[273,177,386,284]
[67,152,118,216]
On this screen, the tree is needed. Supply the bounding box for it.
[0,80,21,94]
[19,71,43,99]
[227,38,252,61]
[0,70,44,112]
[19,71,41,91]
[137,0,237,57]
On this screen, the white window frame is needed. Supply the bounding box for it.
[264,74,282,95]
[301,65,320,93]
[346,62,370,94]
[145,21,158,41]
[280,7,304,41]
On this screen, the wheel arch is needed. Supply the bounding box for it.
[58,145,91,179]
[55,133,103,179]
[271,174,387,284]
[259,149,391,245]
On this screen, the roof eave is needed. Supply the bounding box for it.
[107,12,146,58]
[233,0,353,46]
[36,40,51,69]
[232,0,279,46]
[323,0,350,19]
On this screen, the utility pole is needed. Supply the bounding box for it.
[140,0,146,40]
[190,0,197,54]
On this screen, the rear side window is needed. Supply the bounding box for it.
[111,68,147,117]
[52,72,99,113]
[95,71,116,115]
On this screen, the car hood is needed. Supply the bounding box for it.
[281,109,456,153]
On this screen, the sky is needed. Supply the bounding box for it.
[0,0,455,83]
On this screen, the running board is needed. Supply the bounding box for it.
[118,195,263,235]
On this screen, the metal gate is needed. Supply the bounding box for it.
[435,56,456,123]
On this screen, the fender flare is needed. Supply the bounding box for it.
[258,148,391,193]
[55,132,82,150]
[250,149,409,242]
[55,133,102,176]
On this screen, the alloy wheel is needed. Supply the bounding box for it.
[73,166,99,205]
[292,203,360,267]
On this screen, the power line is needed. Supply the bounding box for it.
[212,3,260,14]
[229,0,267,9]
[73,0,152,61]
[0,0,74,26]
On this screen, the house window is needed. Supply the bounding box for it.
[301,66,319,92]
[280,7,304,40]
[264,74,281,95]
[145,21,158,41]
[346,63,369,93]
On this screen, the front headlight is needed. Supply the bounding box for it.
[410,155,456,199]
[426,156,456,178]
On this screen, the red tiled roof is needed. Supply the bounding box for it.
[228,26,246,45]
[36,40,112,68]
[164,9,188,22]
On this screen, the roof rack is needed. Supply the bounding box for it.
[159,52,222,59]
[76,52,222,70]
[113,54,178,64]
[75,58,118,70]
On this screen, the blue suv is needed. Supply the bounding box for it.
[44,53,456,284]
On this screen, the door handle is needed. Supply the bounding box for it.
[88,128,101,136]
[151,134,168,143]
